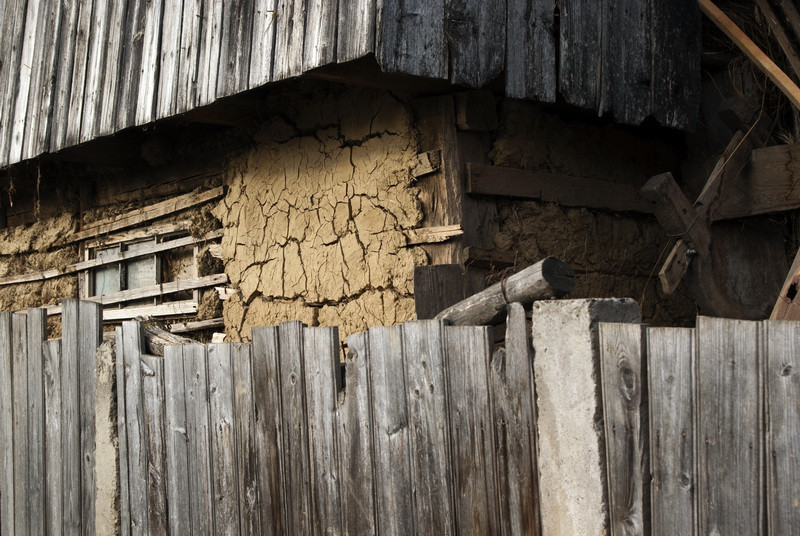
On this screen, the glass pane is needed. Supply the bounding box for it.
[125,239,157,290]
[92,246,121,296]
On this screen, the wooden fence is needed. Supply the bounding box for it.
[0,300,101,535]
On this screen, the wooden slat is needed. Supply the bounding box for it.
[122,320,149,534]
[404,224,463,245]
[26,308,46,535]
[273,0,307,80]
[156,0,184,119]
[231,343,261,535]
[338,331,376,535]
[80,0,111,143]
[43,339,63,536]
[62,301,82,534]
[79,301,101,535]
[207,343,241,535]
[640,173,710,255]
[218,0,255,97]
[444,325,499,534]
[696,317,763,535]
[0,0,27,164]
[170,317,225,334]
[491,303,540,535]
[505,0,556,102]
[604,0,650,125]
[115,327,131,536]
[176,0,202,114]
[446,0,505,87]
[101,300,198,321]
[248,0,278,88]
[50,0,79,152]
[0,313,14,536]
[183,344,214,534]
[251,326,286,534]
[11,313,29,536]
[336,0,376,62]
[468,163,652,214]
[599,322,647,536]
[303,327,342,533]
[163,345,192,535]
[303,0,338,71]
[135,0,164,124]
[8,0,41,163]
[141,352,168,534]
[413,264,465,320]
[115,0,147,130]
[96,0,127,136]
[764,321,800,533]
[402,321,455,534]
[559,0,602,111]
[22,0,58,161]
[277,321,312,533]
[377,0,447,79]
[64,0,94,148]
[197,0,224,106]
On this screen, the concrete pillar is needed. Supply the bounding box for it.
[531,298,641,536]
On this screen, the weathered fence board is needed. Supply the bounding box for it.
[231,343,261,535]
[446,0,506,88]
[25,308,46,536]
[115,327,132,536]
[142,353,169,535]
[163,345,192,535]
[79,300,101,535]
[184,344,215,534]
[43,339,63,536]
[0,312,14,536]
[11,313,29,536]
[505,0,557,102]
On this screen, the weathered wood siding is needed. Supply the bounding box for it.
[0,0,701,168]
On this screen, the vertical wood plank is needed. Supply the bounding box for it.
[197,0,224,106]
[599,322,647,536]
[273,0,307,80]
[251,326,285,535]
[50,0,80,152]
[135,0,164,124]
[12,313,29,536]
[647,327,696,536]
[141,353,168,535]
[184,344,214,535]
[277,321,312,534]
[22,0,57,161]
[338,331,377,535]
[232,343,262,535]
[8,0,41,163]
[505,0,556,102]
[413,264,465,320]
[163,345,192,535]
[115,327,132,536]
[64,0,95,148]
[764,321,800,534]
[696,317,763,535]
[490,303,540,535]
[62,301,82,534]
[26,308,46,536]
[218,0,255,97]
[208,343,241,536]
[97,0,128,136]
[377,0,447,79]
[0,312,14,536]
[368,325,415,535]
[80,0,111,143]
[445,0,505,88]
[176,0,202,114]
[248,0,278,88]
[122,320,149,534]
[0,0,27,164]
[336,0,376,62]
[444,325,499,535]
[116,0,146,130]
[559,0,603,111]
[304,327,342,534]
[402,320,455,534]
[156,0,185,119]
[79,300,101,536]
[303,0,339,71]
[44,339,63,536]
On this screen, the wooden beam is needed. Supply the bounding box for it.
[755,0,800,79]
[699,0,800,110]
[659,240,693,295]
[695,131,754,220]
[404,225,463,245]
[770,248,800,320]
[69,186,224,242]
[169,318,224,334]
[468,163,652,214]
[100,301,198,321]
[82,220,194,249]
[410,150,442,178]
[640,173,711,255]
[717,97,774,147]
[775,0,800,44]
[413,265,465,320]
[463,247,518,270]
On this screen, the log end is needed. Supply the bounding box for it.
[540,256,577,297]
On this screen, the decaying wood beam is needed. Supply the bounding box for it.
[169,317,224,334]
[770,248,800,319]
[755,0,800,79]
[695,130,754,221]
[410,149,442,177]
[774,0,800,44]
[463,247,518,270]
[403,224,463,245]
[101,301,198,321]
[658,239,693,295]
[138,317,197,356]
[435,257,575,325]
[641,173,710,255]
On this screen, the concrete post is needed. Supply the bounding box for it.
[531,298,641,536]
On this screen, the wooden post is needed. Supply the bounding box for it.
[413,265,465,320]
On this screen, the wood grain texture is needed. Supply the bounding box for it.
[11,313,28,536]
[559,0,603,110]
[80,0,110,143]
[764,321,800,534]
[696,317,763,536]
[96,0,127,136]
[249,0,278,87]
[8,0,41,163]
[43,339,64,536]
[505,0,556,102]
[115,0,147,130]
[0,0,27,164]
[304,0,339,71]
[378,0,447,79]
[135,0,164,124]
[64,0,94,148]
[141,352,169,535]
[163,345,192,535]
[156,0,185,118]
[0,313,14,536]
[79,300,101,536]
[25,308,46,536]
[218,0,255,97]
[446,0,505,87]
[115,328,131,536]
[337,0,376,62]
[273,0,306,80]
[413,264,465,320]
[177,0,202,114]
[21,0,54,161]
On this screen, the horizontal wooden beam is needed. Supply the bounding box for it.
[404,224,463,245]
[463,247,518,270]
[69,186,224,242]
[467,163,652,214]
[410,149,442,177]
[169,317,225,334]
[100,301,198,321]
[82,220,194,248]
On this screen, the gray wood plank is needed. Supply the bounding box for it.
[413,264,465,320]
[115,0,147,130]
[696,317,763,535]
[50,0,80,152]
[26,308,46,536]
[338,331,377,535]
[377,0,447,79]
[64,0,94,148]
[303,0,339,71]
[273,0,307,80]
[208,343,241,536]
[12,313,29,536]
[505,0,556,102]
[7,0,40,163]
[445,0,505,87]
[184,343,214,535]
[156,0,184,119]
[0,0,27,165]
[121,320,149,534]
[490,303,540,535]
[402,320,455,534]
[444,325,500,535]
[62,300,82,534]
[303,326,342,534]
[163,345,192,535]
[115,327,132,536]
[175,0,201,114]
[368,324,415,535]
[0,312,15,536]
[558,0,603,111]
[21,0,54,161]
[142,353,169,535]
[43,339,63,536]
[80,0,111,143]
[251,326,286,535]
[764,321,800,534]
[337,0,376,62]
[277,321,312,533]
[599,322,647,536]
[79,300,101,536]
[218,0,255,97]
[197,0,224,106]
[248,0,278,88]
[647,327,696,536]
[135,0,164,124]
[97,0,128,136]
[231,343,262,535]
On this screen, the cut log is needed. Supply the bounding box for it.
[771,248,800,320]
[137,317,197,356]
[434,257,575,325]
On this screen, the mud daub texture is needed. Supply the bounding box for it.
[217,84,428,341]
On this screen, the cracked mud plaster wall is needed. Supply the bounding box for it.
[490,100,697,325]
[216,84,427,341]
